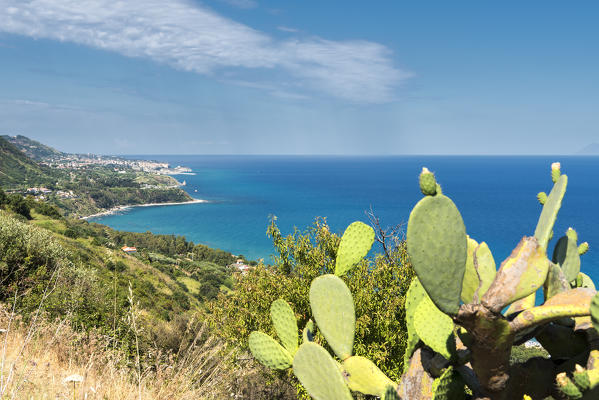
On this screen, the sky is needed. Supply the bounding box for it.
[1,1,598,155]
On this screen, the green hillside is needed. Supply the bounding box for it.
[0,136,60,188]
[2,134,65,161]
[0,207,236,354]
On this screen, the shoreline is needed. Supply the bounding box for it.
[80,198,207,220]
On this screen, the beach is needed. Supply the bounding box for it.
[81,198,207,220]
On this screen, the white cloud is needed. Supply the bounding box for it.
[0,0,409,103]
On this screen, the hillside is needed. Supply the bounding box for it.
[0,136,61,187]
[0,135,194,217]
[2,134,65,161]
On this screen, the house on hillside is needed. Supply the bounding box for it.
[121,246,137,254]
[232,259,252,274]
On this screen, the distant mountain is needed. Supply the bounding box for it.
[0,136,60,188]
[576,143,599,155]
[2,134,65,161]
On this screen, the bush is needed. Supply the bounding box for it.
[204,217,414,394]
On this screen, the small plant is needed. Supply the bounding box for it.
[248,163,599,399]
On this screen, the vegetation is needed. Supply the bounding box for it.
[205,217,414,398]
[0,136,61,187]
[247,163,599,400]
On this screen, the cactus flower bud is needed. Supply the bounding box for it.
[419,167,437,196]
[537,192,547,205]
[579,242,589,255]
[551,162,561,183]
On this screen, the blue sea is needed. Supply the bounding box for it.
[90,156,599,282]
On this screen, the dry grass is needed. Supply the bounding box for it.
[0,305,232,400]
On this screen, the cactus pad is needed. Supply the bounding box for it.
[407,194,467,315]
[579,242,589,255]
[309,274,355,359]
[248,331,292,370]
[382,385,400,400]
[553,233,581,283]
[534,174,567,249]
[461,238,496,304]
[482,236,549,313]
[270,299,298,355]
[419,167,437,196]
[413,293,456,360]
[342,355,396,396]
[335,221,375,276]
[432,366,464,400]
[556,372,583,399]
[405,278,426,365]
[292,342,352,400]
[573,365,591,392]
[544,262,571,301]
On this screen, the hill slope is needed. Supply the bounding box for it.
[0,136,60,187]
[2,134,65,161]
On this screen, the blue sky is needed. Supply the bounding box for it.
[1,1,598,155]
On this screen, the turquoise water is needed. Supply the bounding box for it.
[91,156,599,282]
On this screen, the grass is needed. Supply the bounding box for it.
[178,277,202,295]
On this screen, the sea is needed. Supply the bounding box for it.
[90,156,599,283]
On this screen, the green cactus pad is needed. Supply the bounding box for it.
[413,293,456,360]
[544,262,571,301]
[342,355,396,397]
[505,292,536,318]
[432,366,465,400]
[382,385,400,400]
[419,167,437,196]
[292,342,353,400]
[405,278,426,366]
[534,174,567,249]
[482,237,549,313]
[573,365,591,392]
[556,372,583,399]
[270,299,298,355]
[579,242,589,255]
[303,319,314,343]
[591,292,599,334]
[309,274,355,359]
[461,238,496,304]
[248,331,293,370]
[407,194,467,315]
[553,234,581,283]
[335,221,375,276]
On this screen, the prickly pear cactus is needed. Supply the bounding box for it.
[309,274,355,359]
[270,298,298,354]
[247,162,598,400]
[407,183,467,315]
[293,342,352,400]
[248,331,293,369]
[335,221,375,276]
[413,293,455,360]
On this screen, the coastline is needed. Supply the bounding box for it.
[81,198,207,220]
